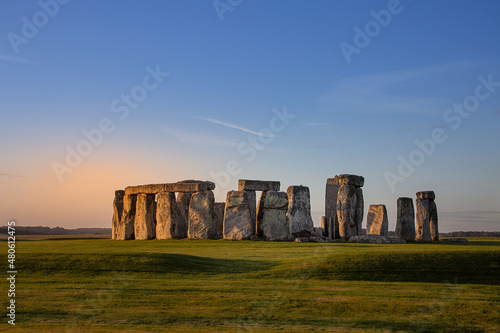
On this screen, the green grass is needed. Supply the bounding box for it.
[2,238,499,332]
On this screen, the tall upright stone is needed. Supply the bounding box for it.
[223,191,254,240]
[188,190,215,239]
[156,192,185,239]
[117,194,136,240]
[135,193,156,240]
[287,186,314,237]
[415,198,431,242]
[416,191,438,242]
[336,174,364,240]
[429,200,439,242]
[112,190,125,240]
[245,190,257,232]
[213,202,225,239]
[325,176,341,239]
[396,197,415,241]
[366,204,388,236]
[260,191,291,241]
[176,192,192,236]
[255,191,267,236]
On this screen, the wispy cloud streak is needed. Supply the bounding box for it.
[192,115,273,137]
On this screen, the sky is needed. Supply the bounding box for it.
[1,0,499,232]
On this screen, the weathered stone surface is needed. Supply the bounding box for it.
[188,190,215,239]
[112,190,125,240]
[125,181,215,195]
[135,193,156,240]
[260,191,291,241]
[223,191,254,240]
[255,191,267,236]
[245,190,257,229]
[295,237,310,243]
[213,202,225,239]
[366,205,388,236]
[156,192,185,239]
[416,198,432,242]
[287,186,314,237]
[355,188,364,235]
[429,200,439,241]
[349,235,406,244]
[338,174,364,187]
[416,191,435,200]
[238,179,280,191]
[325,176,341,238]
[176,192,192,230]
[115,194,136,240]
[337,185,363,240]
[395,197,416,242]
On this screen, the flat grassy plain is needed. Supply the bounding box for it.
[3,237,499,332]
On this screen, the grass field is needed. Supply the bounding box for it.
[3,237,499,332]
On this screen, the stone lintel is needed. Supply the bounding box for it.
[238,179,280,191]
[124,181,215,195]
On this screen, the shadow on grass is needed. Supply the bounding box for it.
[19,253,277,276]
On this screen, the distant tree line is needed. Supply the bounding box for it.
[0,226,111,235]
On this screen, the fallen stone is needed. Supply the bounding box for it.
[112,190,125,240]
[308,236,326,243]
[338,174,364,187]
[156,192,185,239]
[213,202,225,240]
[366,205,389,236]
[135,193,156,240]
[429,200,439,241]
[260,191,291,241]
[349,235,406,244]
[238,179,280,191]
[188,190,215,239]
[416,191,435,200]
[416,198,432,242]
[287,186,314,237]
[223,191,254,240]
[395,197,416,242]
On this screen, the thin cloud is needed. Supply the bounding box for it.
[317,63,466,116]
[161,126,239,148]
[0,54,33,64]
[0,172,24,178]
[192,115,273,137]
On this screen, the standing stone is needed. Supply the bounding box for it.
[355,188,364,235]
[287,186,314,237]
[112,190,124,240]
[116,194,136,240]
[260,191,291,241]
[156,192,184,239]
[135,193,156,240]
[416,198,431,242]
[213,202,225,239]
[416,191,436,200]
[366,205,388,236]
[188,190,215,239]
[255,191,267,236]
[396,197,415,241]
[337,185,362,240]
[245,190,257,232]
[325,176,341,239]
[429,200,439,241]
[176,192,192,237]
[223,191,254,240]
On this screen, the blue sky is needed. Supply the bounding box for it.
[1,0,499,232]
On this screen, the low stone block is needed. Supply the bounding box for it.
[238,179,280,191]
[366,205,388,236]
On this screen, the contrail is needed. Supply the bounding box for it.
[193,116,273,137]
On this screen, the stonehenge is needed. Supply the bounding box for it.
[366,204,388,236]
[111,177,439,243]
